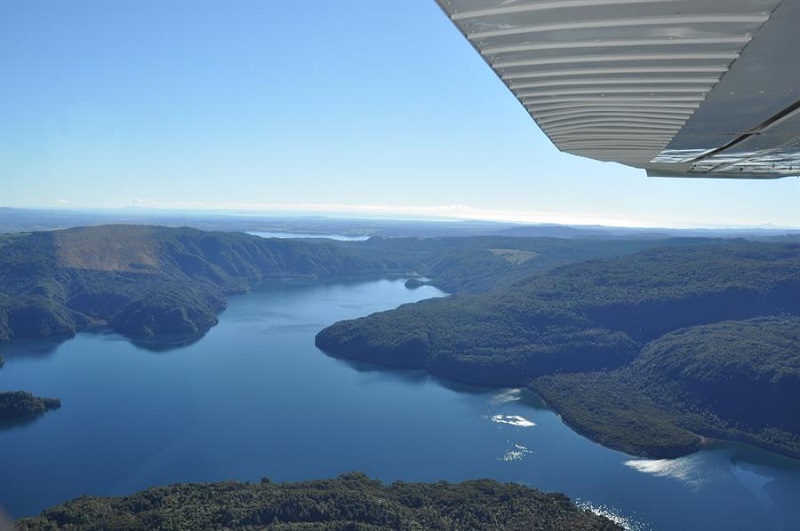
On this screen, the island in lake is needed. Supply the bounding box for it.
[0,353,61,420]
[0,391,61,419]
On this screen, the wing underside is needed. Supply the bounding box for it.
[436,0,800,179]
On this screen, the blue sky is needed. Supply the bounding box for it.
[1,0,798,229]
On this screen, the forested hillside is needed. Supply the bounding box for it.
[16,472,621,531]
[0,225,402,341]
[343,234,722,294]
[318,242,800,385]
[317,241,800,457]
[533,317,800,458]
[0,225,699,342]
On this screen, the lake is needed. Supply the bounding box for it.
[2,279,800,529]
[246,231,370,241]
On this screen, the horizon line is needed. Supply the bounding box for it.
[2,203,799,233]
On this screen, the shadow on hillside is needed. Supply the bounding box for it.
[129,331,209,353]
[330,357,431,386]
[0,337,66,360]
[328,355,498,396]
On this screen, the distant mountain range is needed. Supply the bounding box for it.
[2,206,798,239]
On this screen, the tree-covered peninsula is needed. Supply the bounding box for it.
[316,241,800,458]
[16,472,621,530]
[533,317,800,458]
[0,391,61,419]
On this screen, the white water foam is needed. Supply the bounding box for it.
[491,414,536,427]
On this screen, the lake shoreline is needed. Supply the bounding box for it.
[317,339,800,463]
[4,278,799,530]
[317,342,705,460]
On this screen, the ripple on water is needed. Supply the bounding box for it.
[490,388,523,405]
[499,443,533,462]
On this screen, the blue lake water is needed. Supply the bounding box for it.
[2,278,800,529]
[246,231,369,241]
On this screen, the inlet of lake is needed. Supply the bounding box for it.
[2,278,800,529]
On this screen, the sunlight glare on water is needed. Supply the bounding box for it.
[625,452,724,488]
[577,501,650,531]
[490,414,536,427]
[499,443,533,462]
[490,388,523,405]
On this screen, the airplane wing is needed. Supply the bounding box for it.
[435,0,800,179]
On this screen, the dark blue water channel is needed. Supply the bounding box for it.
[2,279,800,529]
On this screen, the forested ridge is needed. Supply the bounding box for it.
[16,473,621,530]
[341,234,710,294]
[533,317,800,458]
[317,241,800,457]
[0,225,403,342]
[0,225,699,343]
[317,242,800,384]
